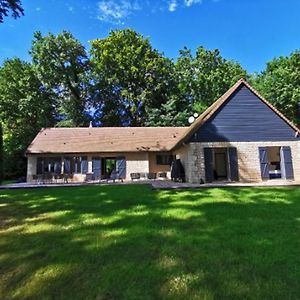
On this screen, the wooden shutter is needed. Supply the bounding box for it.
[259,147,269,179]
[92,157,101,177]
[280,146,294,180]
[117,157,126,178]
[64,158,71,174]
[81,157,88,174]
[228,147,239,181]
[204,148,213,183]
[54,158,62,174]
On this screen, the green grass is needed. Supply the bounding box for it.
[1,185,300,299]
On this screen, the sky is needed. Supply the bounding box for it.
[1,0,300,73]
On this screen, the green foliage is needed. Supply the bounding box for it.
[250,51,300,126]
[31,31,91,127]
[1,185,300,299]
[91,29,175,126]
[0,0,24,23]
[0,58,54,178]
[0,122,3,183]
[176,46,247,113]
[145,97,190,126]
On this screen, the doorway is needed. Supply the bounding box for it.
[267,146,282,179]
[213,148,228,181]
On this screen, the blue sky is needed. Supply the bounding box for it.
[1,0,300,73]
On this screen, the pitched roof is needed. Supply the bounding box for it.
[26,127,188,154]
[173,78,300,148]
[26,79,300,155]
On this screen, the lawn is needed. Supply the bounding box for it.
[1,185,300,300]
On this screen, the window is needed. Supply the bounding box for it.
[63,156,87,174]
[36,157,62,174]
[156,154,173,165]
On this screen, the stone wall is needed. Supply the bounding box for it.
[26,152,150,182]
[26,155,37,182]
[125,152,149,179]
[184,141,300,183]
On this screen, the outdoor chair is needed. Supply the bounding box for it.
[139,172,148,179]
[158,172,167,179]
[54,174,63,183]
[147,173,157,180]
[63,174,73,183]
[107,170,123,183]
[130,173,141,180]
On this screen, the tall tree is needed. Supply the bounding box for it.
[0,58,54,178]
[30,31,91,127]
[250,50,300,127]
[90,29,175,126]
[0,0,24,23]
[176,46,247,113]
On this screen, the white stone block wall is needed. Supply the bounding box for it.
[125,152,149,180]
[183,141,300,183]
[26,155,37,182]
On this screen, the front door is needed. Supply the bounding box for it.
[214,150,228,180]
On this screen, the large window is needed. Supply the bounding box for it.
[37,157,62,174]
[156,154,173,165]
[63,156,88,174]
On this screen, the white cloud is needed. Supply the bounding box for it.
[96,0,214,23]
[97,0,141,23]
[184,0,202,7]
[169,0,177,12]
[68,6,74,12]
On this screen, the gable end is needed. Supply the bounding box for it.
[189,84,299,142]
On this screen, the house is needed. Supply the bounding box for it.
[26,79,300,184]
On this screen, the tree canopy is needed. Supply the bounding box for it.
[0,0,24,23]
[30,31,91,127]
[91,29,175,126]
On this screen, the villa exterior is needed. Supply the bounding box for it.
[26,79,300,184]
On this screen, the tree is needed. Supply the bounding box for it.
[0,121,3,184]
[176,46,247,113]
[0,58,54,178]
[0,0,24,23]
[145,97,190,126]
[250,51,300,127]
[30,31,91,127]
[90,29,175,126]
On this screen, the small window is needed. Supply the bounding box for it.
[156,154,172,165]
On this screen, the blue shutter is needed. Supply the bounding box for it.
[64,158,71,174]
[54,158,62,174]
[204,148,213,183]
[92,157,101,177]
[228,147,239,181]
[259,147,269,179]
[81,157,88,174]
[117,157,126,179]
[281,146,294,180]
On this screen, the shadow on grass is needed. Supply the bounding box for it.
[0,185,300,299]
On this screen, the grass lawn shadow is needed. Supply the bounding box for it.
[1,185,300,299]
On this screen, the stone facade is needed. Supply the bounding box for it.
[182,141,300,183]
[26,156,37,182]
[26,152,151,182]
